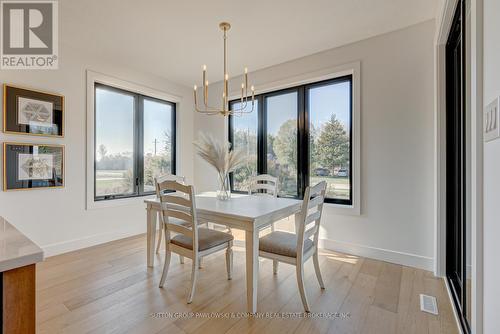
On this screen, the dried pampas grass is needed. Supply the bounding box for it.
[193,133,245,175]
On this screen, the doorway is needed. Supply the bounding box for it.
[445,0,471,332]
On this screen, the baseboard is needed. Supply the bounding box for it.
[41,227,145,257]
[319,238,434,271]
[41,231,434,272]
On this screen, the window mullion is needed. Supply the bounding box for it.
[171,102,177,175]
[258,95,266,175]
[298,86,307,199]
[135,95,144,195]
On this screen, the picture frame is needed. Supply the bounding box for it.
[3,142,64,191]
[3,84,64,137]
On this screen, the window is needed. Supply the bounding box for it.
[308,80,352,203]
[229,75,353,205]
[228,99,258,191]
[265,91,299,197]
[94,84,176,201]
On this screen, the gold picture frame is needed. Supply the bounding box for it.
[3,142,65,191]
[3,84,65,137]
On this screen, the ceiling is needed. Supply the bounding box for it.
[60,0,438,87]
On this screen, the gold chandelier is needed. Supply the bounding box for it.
[194,22,255,117]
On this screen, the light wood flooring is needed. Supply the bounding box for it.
[36,234,458,334]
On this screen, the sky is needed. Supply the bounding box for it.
[233,80,351,135]
[95,88,173,156]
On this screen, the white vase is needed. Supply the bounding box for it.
[216,172,231,201]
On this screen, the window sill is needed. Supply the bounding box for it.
[86,194,156,210]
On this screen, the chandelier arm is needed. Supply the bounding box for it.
[235,95,253,111]
[196,109,224,115]
[195,99,228,113]
[230,103,254,114]
[196,104,225,112]
[195,104,225,114]
[196,110,223,115]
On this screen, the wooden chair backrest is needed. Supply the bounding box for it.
[154,174,186,197]
[296,181,327,258]
[248,174,278,197]
[156,180,199,252]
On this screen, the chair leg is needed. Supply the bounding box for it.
[313,250,325,289]
[155,219,163,254]
[296,263,310,312]
[273,260,279,275]
[187,256,199,304]
[179,255,185,264]
[226,242,233,280]
[159,248,171,288]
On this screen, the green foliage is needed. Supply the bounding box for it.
[163,131,172,155]
[232,129,258,190]
[273,119,297,171]
[309,123,320,171]
[232,156,257,190]
[230,113,349,197]
[234,129,257,155]
[266,134,275,158]
[144,154,172,186]
[315,115,349,172]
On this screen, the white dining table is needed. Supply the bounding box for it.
[144,192,302,313]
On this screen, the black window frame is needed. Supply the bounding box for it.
[94,83,177,201]
[229,75,353,205]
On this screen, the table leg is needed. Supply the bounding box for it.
[295,212,302,233]
[147,205,157,267]
[245,229,259,313]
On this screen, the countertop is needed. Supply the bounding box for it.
[0,216,44,272]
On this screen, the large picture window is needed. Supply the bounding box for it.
[94,83,176,201]
[229,75,353,205]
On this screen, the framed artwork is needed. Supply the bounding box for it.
[3,84,64,137]
[3,143,64,191]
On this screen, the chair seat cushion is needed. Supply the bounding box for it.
[259,231,314,258]
[171,228,233,251]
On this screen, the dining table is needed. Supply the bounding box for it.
[144,192,302,313]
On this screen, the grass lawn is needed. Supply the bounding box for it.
[310,175,350,200]
[96,170,131,196]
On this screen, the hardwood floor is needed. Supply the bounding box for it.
[36,234,458,334]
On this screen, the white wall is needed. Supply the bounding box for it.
[0,43,195,256]
[483,0,500,332]
[194,20,436,270]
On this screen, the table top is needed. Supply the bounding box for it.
[145,192,302,221]
[0,217,44,272]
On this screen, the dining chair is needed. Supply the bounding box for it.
[258,181,327,312]
[248,174,280,273]
[248,174,278,233]
[157,180,234,304]
[154,174,186,255]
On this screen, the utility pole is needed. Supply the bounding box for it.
[153,139,158,156]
